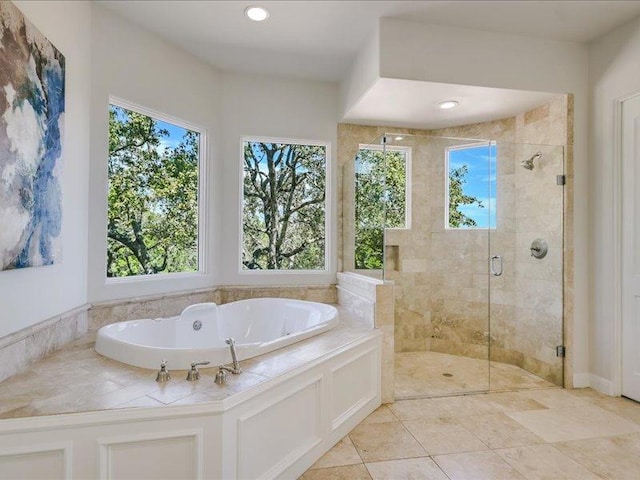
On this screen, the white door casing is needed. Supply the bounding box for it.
[621,93,640,402]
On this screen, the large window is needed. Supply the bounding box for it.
[446,143,496,229]
[241,138,329,271]
[107,101,203,278]
[355,145,410,269]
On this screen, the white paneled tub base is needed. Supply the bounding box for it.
[0,332,381,480]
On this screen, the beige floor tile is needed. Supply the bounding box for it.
[404,417,489,455]
[349,421,427,462]
[388,398,452,421]
[433,451,525,480]
[594,396,640,426]
[507,405,640,443]
[495,444,602,480]
[439,394,503,417]
[395,351,556,399]
[299,463,372,480]
[310,436,362,470]
[555,432,640,480]
[519,388,592,409]
[361,405,398,424]
[365,457,448,480]
[395,352,491,398]
[478,391,548,413]
[489,362,556,391]
[457,413,545,449]
[566,387,612,402]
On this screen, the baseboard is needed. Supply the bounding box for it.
[572,373,590,388]
[588,374,616,396]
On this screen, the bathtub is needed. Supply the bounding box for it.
[95,298,340,370]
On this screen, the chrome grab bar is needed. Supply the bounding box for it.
[490,255,503,276]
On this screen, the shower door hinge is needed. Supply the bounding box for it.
[556,345,566,357]
[556,175,566,185]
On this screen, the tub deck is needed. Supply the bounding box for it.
[0,307,376,419]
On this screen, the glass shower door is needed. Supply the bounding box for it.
[383,135,493,398]
[488,143,564,391]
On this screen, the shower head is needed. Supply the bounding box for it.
[522,151,542,170]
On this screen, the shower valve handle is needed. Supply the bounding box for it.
[490,255,503,276]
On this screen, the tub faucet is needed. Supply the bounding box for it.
[225,337,242,374]
[215,338,242,385]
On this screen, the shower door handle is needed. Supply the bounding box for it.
[490,255,503,276]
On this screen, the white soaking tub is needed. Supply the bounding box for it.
[95,298,339,370]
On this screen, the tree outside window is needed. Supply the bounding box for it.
[242,140,328,271]
[447,143,496,229]
[355,147,408,270]
[107,103,201,277]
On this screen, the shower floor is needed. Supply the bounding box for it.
[395,351,557,399]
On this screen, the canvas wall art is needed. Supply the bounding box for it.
[0,1,65,270]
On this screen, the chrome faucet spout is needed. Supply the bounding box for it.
[225,337,242,373]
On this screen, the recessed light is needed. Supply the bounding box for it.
[438,100,459,110]
[394,136,404,141]
[245,6,270,22]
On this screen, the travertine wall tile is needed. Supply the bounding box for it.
[337,273,394,402]
[0,307,88,383]
[89,286,338,332]
[339,94,570,388]
[89,289,219,332]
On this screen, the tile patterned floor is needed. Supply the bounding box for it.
[395,351,557,399]
[300,388,640,479]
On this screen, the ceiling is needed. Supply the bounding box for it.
[98,1,640,129]
[100,1,640,82]
[342,79,558,129]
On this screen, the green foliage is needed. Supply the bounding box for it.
[242,142,326,270]
[448,165,484,228]
[355,149,406,269]
[107,105,199,277]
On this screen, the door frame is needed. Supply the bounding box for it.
[612,91,640,397]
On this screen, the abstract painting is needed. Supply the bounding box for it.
[0,1,65,270]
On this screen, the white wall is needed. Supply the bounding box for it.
[0,1,91,338]
[88,6,223,302]
[339,18,590,386]
[220,72,339,285]
[588,16,640,392]
[339,29,379,119]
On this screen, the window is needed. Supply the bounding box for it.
[446,143,496,229]
[241,138,329,271]
[107,101,203,278]
[355,145,410,269]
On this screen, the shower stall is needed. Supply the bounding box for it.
[342,132,565,399]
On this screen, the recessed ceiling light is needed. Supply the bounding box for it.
[245,6,270,22]
[438,100,459,110]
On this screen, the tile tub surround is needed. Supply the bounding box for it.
[88,285,337,332]
[0,305,88,383]
[302,387,640,480]
[0,285,338,395]
[88,287,220,333]
[337,272,394,404]
[0,307,374,419]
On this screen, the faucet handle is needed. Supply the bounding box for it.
[186,361,210,381]
[214,365,228,385]
[156,360,171,382]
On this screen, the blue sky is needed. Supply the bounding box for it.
[449,144,496,228]
[156,119,187,151]
[110,105,189,152]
